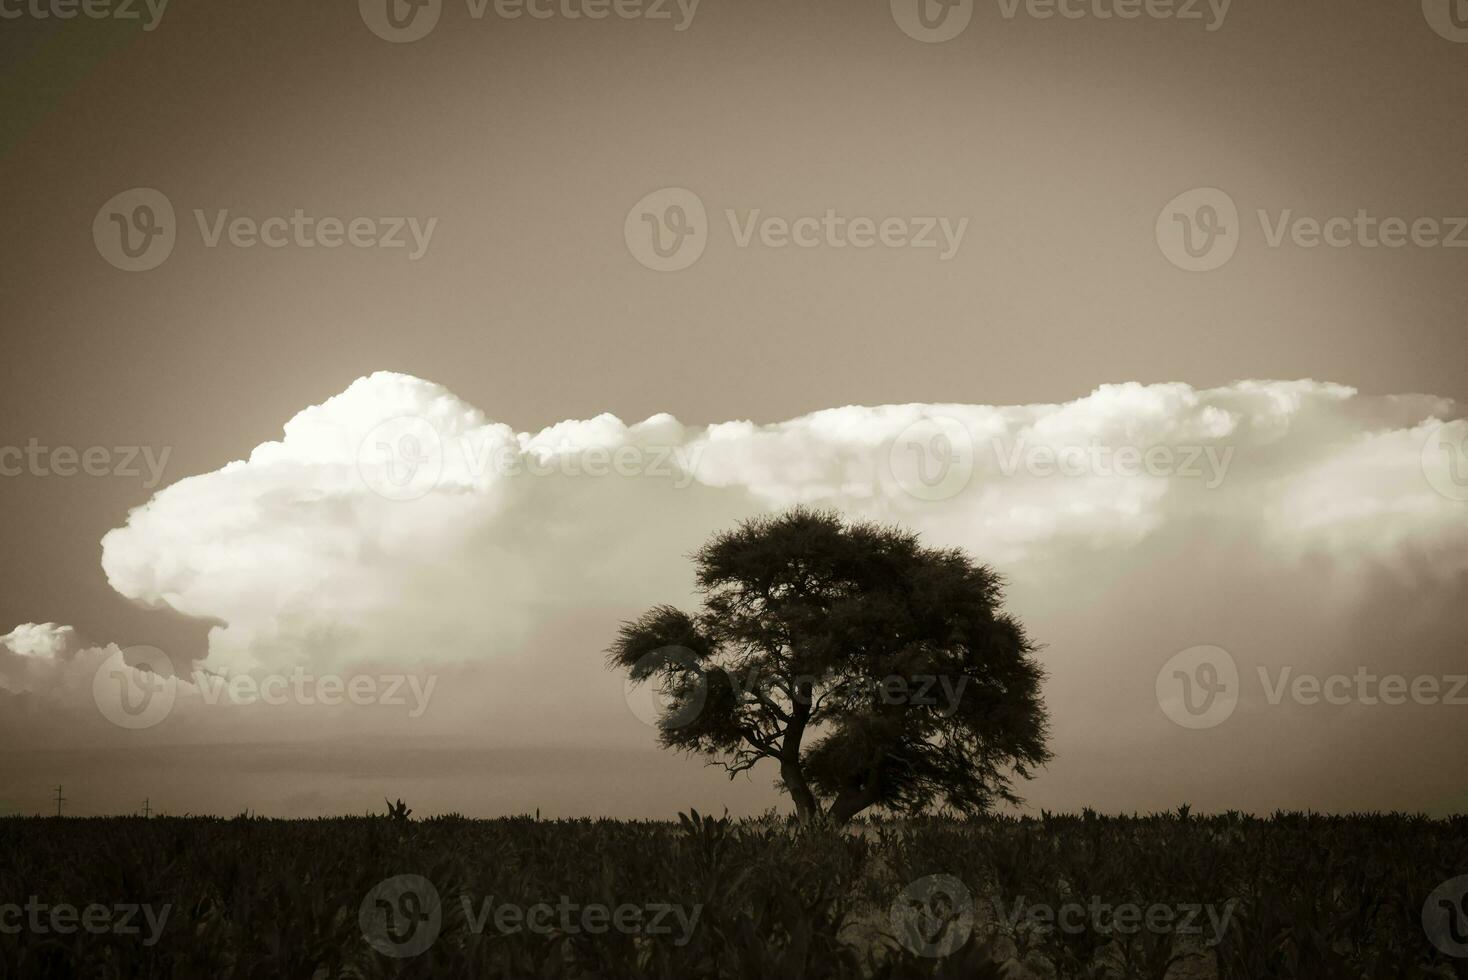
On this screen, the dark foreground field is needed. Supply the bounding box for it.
[2,809,1466,979]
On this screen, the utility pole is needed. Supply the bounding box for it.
[141,798,151,818]
[53,785,66,818]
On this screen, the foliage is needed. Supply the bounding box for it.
[1,810,1464,978]
[609,508,1051,825]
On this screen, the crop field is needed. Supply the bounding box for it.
[3,809,1467,979]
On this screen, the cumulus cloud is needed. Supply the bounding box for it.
[6,373,1467,816]
[1,622,85,698]
[0,625,177,748]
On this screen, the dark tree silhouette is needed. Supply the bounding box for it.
[608,508,1051,825]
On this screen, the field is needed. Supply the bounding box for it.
[3,809,1466,979]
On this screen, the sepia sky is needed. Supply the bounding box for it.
[1,0,1465,818]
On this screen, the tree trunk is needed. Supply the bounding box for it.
[827,773,880,826]
[780,682,821,823]
[781,758,821,824]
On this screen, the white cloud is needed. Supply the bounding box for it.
[0,623,84,698]
[7,373,1466,816]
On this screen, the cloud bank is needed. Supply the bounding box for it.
[5,373,1466,817]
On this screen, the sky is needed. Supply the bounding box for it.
[0,0,1465,818]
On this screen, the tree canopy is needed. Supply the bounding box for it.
[608,508,1051,825]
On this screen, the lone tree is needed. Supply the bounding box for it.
[608,508,1050,826]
